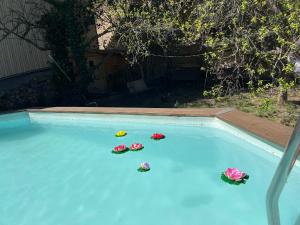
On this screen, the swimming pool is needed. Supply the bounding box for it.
[0,112,299,225]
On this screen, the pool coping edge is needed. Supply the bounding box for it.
[2,107,293,148]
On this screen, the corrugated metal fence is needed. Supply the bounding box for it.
[0,0,49,78]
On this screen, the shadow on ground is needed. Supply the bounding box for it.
[94,83,205,108]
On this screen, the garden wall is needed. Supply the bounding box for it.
[0,68,58,111]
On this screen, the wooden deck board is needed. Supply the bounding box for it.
[217,110,292,147]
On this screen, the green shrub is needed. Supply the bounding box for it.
[280,103,298,126]
[203,85,223,101]
[256,98,277,118]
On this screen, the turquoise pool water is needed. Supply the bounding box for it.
[0,112,299,225]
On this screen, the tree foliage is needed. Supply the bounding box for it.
[94,0,300,94]
[94,0,202,63]
[1,0,299,97]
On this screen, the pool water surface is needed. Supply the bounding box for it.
[0,112,299,225]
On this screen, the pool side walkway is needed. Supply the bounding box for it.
[28,107,293,148]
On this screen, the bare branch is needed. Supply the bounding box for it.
[0,0,50,50]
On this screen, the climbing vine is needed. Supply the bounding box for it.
[38,0,95,95]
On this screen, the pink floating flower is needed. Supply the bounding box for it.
[113,144,128,153]
[151,133,165,140]
[130,143,144,151]
[224,168,246,182]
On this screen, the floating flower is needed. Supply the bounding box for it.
[112,144,128,154]
[151,133,165,140]
[221,168,249,185]
[130,143,144,151]
[115,130,127,137]
[138,162,150,172]
[224,168,246,181]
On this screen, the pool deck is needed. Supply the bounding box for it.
[27,107,293,148]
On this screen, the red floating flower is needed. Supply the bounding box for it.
[151,133,165,140]
[112,144,128,154]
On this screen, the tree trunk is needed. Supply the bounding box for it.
[277,90,288,106]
